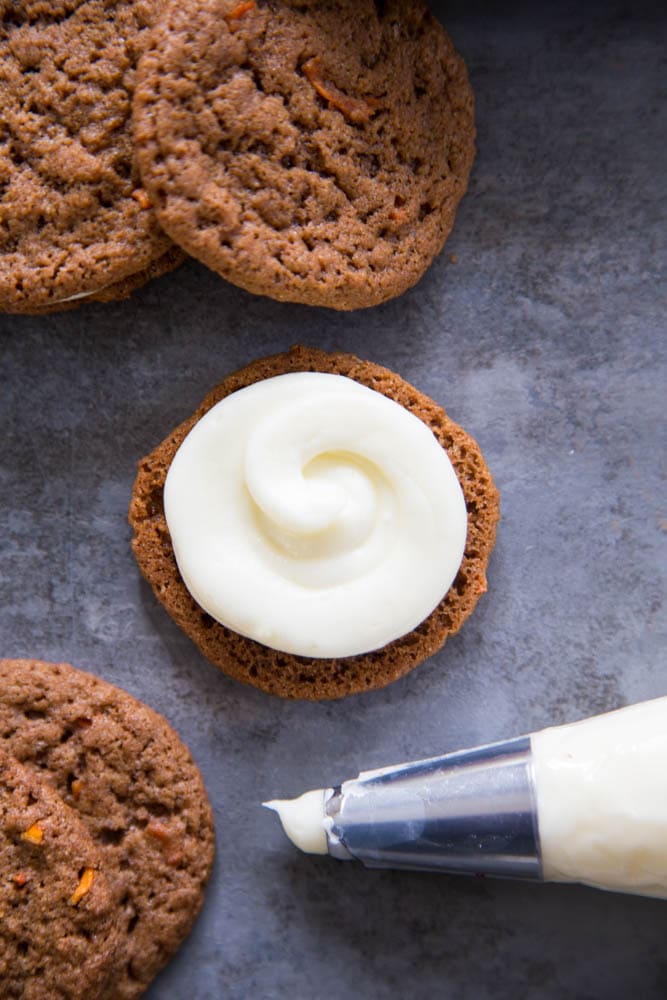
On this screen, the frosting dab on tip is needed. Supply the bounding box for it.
[164,371,467,659]
[263,789,328,855]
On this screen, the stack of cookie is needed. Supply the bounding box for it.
[0,1,186,315]
[0,658,215,999]
[0,0,474,313]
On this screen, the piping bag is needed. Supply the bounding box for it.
[264,697,667,899]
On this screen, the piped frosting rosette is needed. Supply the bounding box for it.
[164,372,467,658]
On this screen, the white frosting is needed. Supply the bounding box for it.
[52,285,109,304]
[533,697,667,898]
[164,372,467,658]
[264,790,328,855]
[55,289,97,303]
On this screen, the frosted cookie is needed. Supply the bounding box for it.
[0,747,122,1000]
[0,659,216,1000]
[0,1,174,313]
[132,0,475,309]
[129,346,500,699]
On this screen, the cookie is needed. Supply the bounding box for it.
[13,245,187,316]
[0,1,174,313]
[0,747,121,1000]
[0,659,216,1000]
[132,0,475,309]
[129,345,500,699]
[83,245,186,305]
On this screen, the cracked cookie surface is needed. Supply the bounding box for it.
[0,659,215,1000]
[0,0,174,312]
[133,0,475,309]
[0,747,121,1000]
[16,245,187,316]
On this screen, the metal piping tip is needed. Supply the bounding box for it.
[324,737,542,879]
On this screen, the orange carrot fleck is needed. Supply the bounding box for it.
[388,207,408,224]
[225,0,255,30]
[131,189,152,210]
[69,868,95,906]
[21,823,44,846]
[302,56,382,124]
[145,821,183,866]
[13,872,29,887]
[145,820,171,843]
[70,779,84,801]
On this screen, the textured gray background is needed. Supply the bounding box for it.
[1,1,666,997]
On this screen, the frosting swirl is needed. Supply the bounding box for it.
[164,372,467,658]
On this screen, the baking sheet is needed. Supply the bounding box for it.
[1,1,666,997]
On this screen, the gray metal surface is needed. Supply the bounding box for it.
[1,1,665,997]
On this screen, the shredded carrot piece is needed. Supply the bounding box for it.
[69,868,95,906]
[131,189,151,210]
[70,779,84,801]
[21,823,44,846]
[225,0,255,29]
[13,872,29,887]
[145,821,183,866]
[388,207,408,224]
[145,820,171,843]
[167,847,184,866]
[302,56,381,124]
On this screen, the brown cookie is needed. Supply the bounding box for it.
[0,1,175,313]
[129,346,500,699]
[0,659,216,1000]
[84,244,187,305]
[132,0,475,309]
[0,747,121,1000]
[12,245,187,316]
